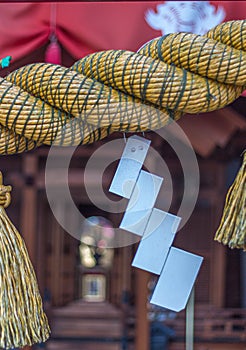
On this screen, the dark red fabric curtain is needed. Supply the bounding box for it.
[0,2,246,63]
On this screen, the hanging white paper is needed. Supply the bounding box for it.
[132,209,181,274]
[150,247,203,312]
[120,170,163,236]
[109,135,151,198]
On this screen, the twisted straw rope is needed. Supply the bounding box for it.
[0,172,50,348]
[0,20,246,155]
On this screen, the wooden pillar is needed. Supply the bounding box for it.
[210,162,227,307]
[20,155,38,350]
[21,154,38,266]
[210,244,226,307]
[36,193,46,295]
[135,269,150,350]
[50,200,65,306]
[122,245,132,295]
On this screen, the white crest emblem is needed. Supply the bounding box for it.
[145,1,226,35]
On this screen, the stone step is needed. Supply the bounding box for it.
[51,318,123,338]
[52,301,122,319]
[50,300,123,339]
[46,341,122,350]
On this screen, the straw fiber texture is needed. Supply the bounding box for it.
[215,152,246,250]
[0,20,245,154]
[0,173,50,349]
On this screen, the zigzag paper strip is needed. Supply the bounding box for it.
[109,135,203,311]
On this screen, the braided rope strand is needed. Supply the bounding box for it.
[0,20,245,155]
[74,50,243,113]
[139,33,246,86]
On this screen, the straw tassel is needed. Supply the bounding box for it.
[0,172,50,349]
[215,152,246,250]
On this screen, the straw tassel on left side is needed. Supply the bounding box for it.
[0,172,50,349]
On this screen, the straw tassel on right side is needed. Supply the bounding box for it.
[215,152,246,250]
